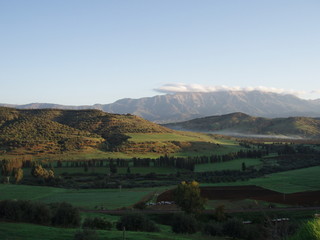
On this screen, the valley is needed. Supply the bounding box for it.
[1,106,320,240]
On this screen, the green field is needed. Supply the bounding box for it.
[205,165,320,193]
[0,222,226,240]
[128,132,218,142]
[128,132,244,157]
[0,184,170,209]
[195,158,262,172]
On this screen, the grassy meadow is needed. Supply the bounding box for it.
[195,158,262,172]
[0,222,227,240]
[0,184,171,210]
[204,165,320,193]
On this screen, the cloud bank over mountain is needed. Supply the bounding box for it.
[154,83,306,97]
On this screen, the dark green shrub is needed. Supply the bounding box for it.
[133,201,146,210]
[82,217,112,230]
[222,218,246,239]
[73,229,98,240]
[30,202,52,225]
[0,200,51,225]
[214,205,226,221]
[51,202,81,227]
[116,214,159,232]
[289,219,320,240]
[244,224,264,240]
[171,213,198,234]
[202,221,223,236]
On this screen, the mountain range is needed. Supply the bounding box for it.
[164,112,320,138]
[2,91,320,123]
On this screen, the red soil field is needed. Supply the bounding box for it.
[157,185,320,206]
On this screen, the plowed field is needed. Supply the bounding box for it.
[157,185,320,206]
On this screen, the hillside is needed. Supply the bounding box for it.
[164,112,320,138]
[0,107,176,156]
[2,91,320,123]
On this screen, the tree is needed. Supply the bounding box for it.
[242,162,247,171]
[202,221,223,236]
[116,214,159,232]
[84,163,89,172]
[222,218,246,239]
[1,160,14,183]
[31,164,54,180]
[51,202,81,227]
[57,160,63,168]
[173,181,206,215]
[82,217,112,230]
[171,213,198,234]
[13,168,23,183]
[214,205,226,221]
[109,161,117,174]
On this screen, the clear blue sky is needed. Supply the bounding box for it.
[1,0,319,105]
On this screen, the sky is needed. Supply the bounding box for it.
[0,0,320,105]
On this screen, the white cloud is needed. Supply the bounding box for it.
[154,83,305,96]
[302,90,320,100]
[310,90,320,94]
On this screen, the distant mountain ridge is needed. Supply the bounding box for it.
[2,91,320,123]
[164,112,320,138]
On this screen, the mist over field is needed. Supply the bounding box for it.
[209,131,305,139]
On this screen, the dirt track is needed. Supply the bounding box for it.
[84,206,320,215]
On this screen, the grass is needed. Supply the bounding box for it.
[0,222,227,240]
[204,165,320,193]
[80,212,120,222]
[127,132,218,143]
[0,184,171,210]
[128,132,245,157]
[195,158,262,172]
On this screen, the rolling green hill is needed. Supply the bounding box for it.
[0,107,228,158]
[164,112,320,138]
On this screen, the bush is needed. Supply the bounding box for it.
[289,219,320,240]
[261,216,298,240]
[244,224,264,240]
[171,213,198,234]
[0,200,51,225]
[222,218,246,239]
[30,202,52,225]
[116,214,159,232]
[133,201,146,210]
[73,229,98,240]
[82,217,112,230]
[202,221,223,236]
[214,205,226,222]
[51,202,81,227]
